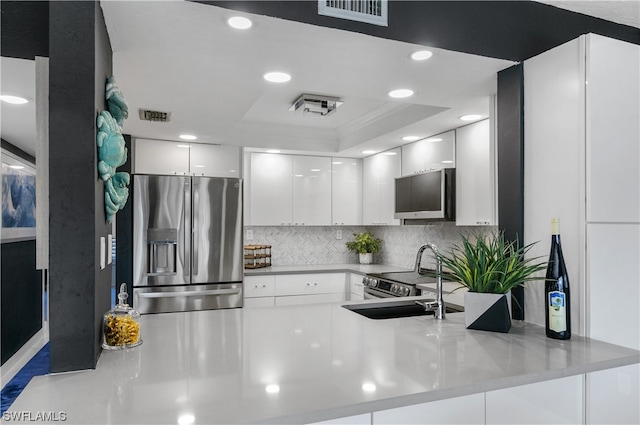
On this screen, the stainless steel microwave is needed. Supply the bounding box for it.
[394,168,456,220]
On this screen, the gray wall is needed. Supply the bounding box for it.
[48,1,113,372]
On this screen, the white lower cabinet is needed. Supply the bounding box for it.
[244,297,275,308]
[485,375,583,424]
[244,275,275,308]
[587,363,639,425]
[245,273,346,307]
[373,393,484,424]
[309,368,638,425]
[311,413,371,425]
[349,273,364,301]
[276,293,344,306]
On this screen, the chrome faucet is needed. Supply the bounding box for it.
[415,243,446,320]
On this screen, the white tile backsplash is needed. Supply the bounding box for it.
[245,223,496,268]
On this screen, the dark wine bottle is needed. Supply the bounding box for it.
[545,218,571,340]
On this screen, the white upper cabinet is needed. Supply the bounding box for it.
[586,35,640,223]
[455,119,496,226]
[363,148,401,225]
[250,153,293,225]
[134,139,190,175]
[249,153,332,226]
[133,139,241,177]
[292,156,332,225]
[401,130,455,176]
[189,143,242,178]
[331,158,362,225]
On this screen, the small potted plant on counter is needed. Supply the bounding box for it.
[346,232,382,264]
[437,231,546,333]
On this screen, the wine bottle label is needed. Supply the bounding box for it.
[548,290,567,333]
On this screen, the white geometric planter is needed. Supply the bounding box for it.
[464,292,512,333]
[359,253,372,264]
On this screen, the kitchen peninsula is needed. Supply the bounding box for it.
[9,300,639,424]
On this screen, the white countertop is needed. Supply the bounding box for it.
[10,298,639,424]
[244,263,409,276]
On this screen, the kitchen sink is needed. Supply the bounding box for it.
[343,299,461,320]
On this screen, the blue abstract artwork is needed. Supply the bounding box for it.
[1,163,36,228]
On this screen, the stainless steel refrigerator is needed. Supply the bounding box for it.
[132,175,243,314]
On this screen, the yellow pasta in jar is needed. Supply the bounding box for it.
[104,314,140,346]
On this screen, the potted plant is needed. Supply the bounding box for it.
[437,231,546,333]
[346,232,382,264]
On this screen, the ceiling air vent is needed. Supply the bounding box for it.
[289,94,343,117]
[318,0,388,26]
[138,109,172,122]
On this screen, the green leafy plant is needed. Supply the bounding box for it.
[345,232,382,254]
[438,232,547,294]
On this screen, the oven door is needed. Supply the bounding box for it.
[364,287,396,299]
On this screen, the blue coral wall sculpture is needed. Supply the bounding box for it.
[105,76,129,129]
[97,75,131,223]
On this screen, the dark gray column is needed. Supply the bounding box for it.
[49,1,113,372]
[497,64,525,320]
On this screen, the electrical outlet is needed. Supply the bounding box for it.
[246,229,254,240]
[336,230,342,240]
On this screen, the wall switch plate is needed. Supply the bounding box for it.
[246,229,254,240]
[107,234,113,265]
[336,230,343,240]
[100,237,106,270]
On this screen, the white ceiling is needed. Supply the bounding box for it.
[538,0,640,29]
[0,57,37,157]
[1,0,637,159]
[100,0,514,158]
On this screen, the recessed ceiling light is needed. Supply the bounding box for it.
[263,72,291,83]
[177,144,191,149]
[384,151,397,156]
[310,168,321,172]
[388,89,414,99]
[362,150,377,155]
[193,164,205,168]
[411,50,433,61]
[426,137,443,142]
[0,95,29,104]
[227,16,252,30]
[179,134,197,140]
[8,165,25,170]
[229,169,236,173]
[332,161,343,165]
[442,160,454,164]
[402,136,420,142]
[459,114,483,121]
[266,149,281,154]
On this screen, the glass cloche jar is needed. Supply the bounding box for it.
[102,283,142,350]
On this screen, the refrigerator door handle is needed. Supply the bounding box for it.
[192,179,199,276]
[184,178,191,279]
[136,288,241,299]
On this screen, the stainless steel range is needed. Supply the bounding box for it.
[362,271,434,299]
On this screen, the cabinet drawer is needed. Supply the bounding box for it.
[244,297,275,308]
[275,293,344,306]
[244,275,275,298]
[275,273,345,296]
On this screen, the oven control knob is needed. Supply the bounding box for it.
[403,287,410,296]
[370,278,378,288]
[392,284,399,294]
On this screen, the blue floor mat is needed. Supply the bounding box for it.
[1,343,50,415]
